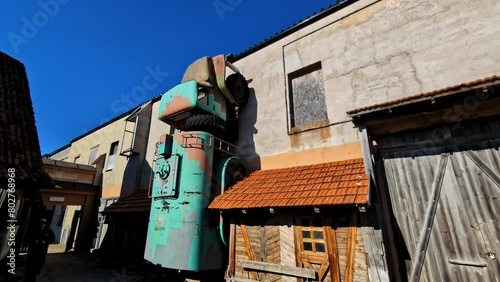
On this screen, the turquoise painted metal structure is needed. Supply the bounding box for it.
[145,132,231,271]
[157,80,228,131]
[144,54,247,273]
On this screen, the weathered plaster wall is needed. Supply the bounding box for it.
[234,0,500,170]
[143,99,171,188]
[49,146,70,161]
[67,104,152,199]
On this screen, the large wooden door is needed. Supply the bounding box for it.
[378,118,500,281]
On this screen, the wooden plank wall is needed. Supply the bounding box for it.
[235,224,262,279]
[353,222,369,282]
[233,212,369,282]
[333,211,369,282]
[265,226,281,282]
[280,225,297,282]
[335,214,349,282]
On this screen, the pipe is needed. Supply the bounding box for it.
[218,157,239,246]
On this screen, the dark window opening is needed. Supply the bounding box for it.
[106,141,119,171]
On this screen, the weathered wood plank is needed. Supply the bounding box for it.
[334,225,348,281]
[260,226,267,262]
[280,225,296,282]
[325,223,341,282]
[238,260,317,279]
[374,159,403,281]
[408,154,449,282]
[345,210,357,282]
[229,277,259,282]
[294,225,302,265]
[360,210,389,282]
[240,225,258,281]
[228,224,237,276]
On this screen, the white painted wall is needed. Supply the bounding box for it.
[232,0,500,163]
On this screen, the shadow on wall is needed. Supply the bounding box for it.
[238,86,260,171]
[97,160,152,262]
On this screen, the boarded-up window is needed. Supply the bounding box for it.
[289,62,327,128]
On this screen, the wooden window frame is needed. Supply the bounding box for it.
[287,61,329,134]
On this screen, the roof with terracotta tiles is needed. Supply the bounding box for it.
[209,158,368,210]
[347,75,500,116]
[103,189,151,213]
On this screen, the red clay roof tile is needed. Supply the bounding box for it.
[209,158,369,210]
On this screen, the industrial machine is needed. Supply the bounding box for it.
[144,54,248,273]
[158,54,249,135]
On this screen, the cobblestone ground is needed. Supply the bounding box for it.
[9,245,187,282]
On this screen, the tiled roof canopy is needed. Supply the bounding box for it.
[347,75,500,116]
[0,52,52,190]
[103,189,151,213]
[209,158,368,210]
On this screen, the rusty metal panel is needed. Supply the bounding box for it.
[378,120,500,281]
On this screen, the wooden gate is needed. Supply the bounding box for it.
[378,119,500,281]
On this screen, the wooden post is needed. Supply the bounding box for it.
[325,225,341,282]
[374,160,403,282]
[260,226,267,281]
[241,225,258,281]
[228,224,236,276]
[294,226,303,282]
[345,210,358,282]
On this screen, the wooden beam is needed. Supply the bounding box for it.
[409,154,449,282]
[238,260,316,279]
[228,224,236,276]
[359,125,374,206]
[293,225,303,282]
[229,278,259,282]
[294,225,303,264]
[367,97,500,136]
[345,210,358,282]
[325,225,341,282]
[240,225,258,281]
[374,160,403,281]
[260,226,266,281]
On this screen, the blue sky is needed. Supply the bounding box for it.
[1,0,340,154]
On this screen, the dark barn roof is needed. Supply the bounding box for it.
[229,0,358,62]
[103,189,151,213]
[0,52,53,191]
